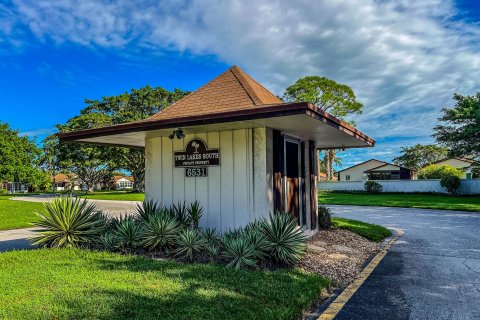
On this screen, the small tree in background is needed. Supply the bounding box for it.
[283,76,363,180]
[440,175,461,194]
[364,180,382,193]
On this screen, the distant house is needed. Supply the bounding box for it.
[337,159,416,181]
[1,181,28,193]
[113,176,134,190]
[428,158,477,179]
[53,174,80,191]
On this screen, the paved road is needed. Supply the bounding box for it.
[330,205,480,320]
[12,194,140,217]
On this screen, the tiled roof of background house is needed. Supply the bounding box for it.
[147,65,283,121]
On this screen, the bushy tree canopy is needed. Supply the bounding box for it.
[393,144,449,170]
[434,92,480,160]
[0,121,43,186]
[283,76,363,122]
[418,164,463,180]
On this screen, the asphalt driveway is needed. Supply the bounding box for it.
[330,205,480,320]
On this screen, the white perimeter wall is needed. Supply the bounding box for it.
[145,128,273,231]
[319,179,480,194]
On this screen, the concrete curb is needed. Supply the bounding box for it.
[307,228,404,320]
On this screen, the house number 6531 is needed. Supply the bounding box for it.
[185,167,208,177]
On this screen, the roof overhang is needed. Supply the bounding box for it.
[58,102,375,149]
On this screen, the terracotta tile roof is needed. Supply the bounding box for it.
[148,65,283,121]
[113,175,134,182]
[53,173,70,183]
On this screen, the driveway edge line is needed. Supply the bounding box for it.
[315,228,404,320]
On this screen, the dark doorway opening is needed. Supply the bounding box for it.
[285,140,301,224]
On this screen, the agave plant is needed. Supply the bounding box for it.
[112,216,143,250]
[262,211,307,264]
[202,227,221,245]
[205,242,221,262]
[141,212,180,251]
[171,201,190,227]
[175,228,206,261]
[30,196,105,248]
[187,201,204,229]
[222,235,257,269]
[244,228,271,261]
[135,199,161,221]
[100,231,118,251]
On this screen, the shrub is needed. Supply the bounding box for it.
[364,180,382,193]
[418,164,463,179]
[187,201,204,229]
[135,200,161,221]
[222,235,257,269]
[0,189,7,194]
[261,212,307,265]
[175,228,206,261]
[31,196,105,248]
[112,216,143,250]
[318,206,332,229]
[141,212,180,251]
[441,175,461,193]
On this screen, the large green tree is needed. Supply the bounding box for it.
[433,92,480,160]
[393,144,448,170]
[0,121,44,188]
[59,85,188,192]
[283,76,364,180]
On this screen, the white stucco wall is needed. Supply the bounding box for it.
[145,128,273,231]
[319,179,480,194]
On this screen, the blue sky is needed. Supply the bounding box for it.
[1,0,479,169]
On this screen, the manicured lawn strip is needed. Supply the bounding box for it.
[0,249,327,320]
[332,217,391,242]
[319,191,480,212]
[0,195,42,231]
[78,191,145,201]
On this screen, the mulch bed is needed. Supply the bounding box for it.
[299,228,380,287]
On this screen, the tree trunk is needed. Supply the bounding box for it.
[326,149,335,180]
[316,149,321,181]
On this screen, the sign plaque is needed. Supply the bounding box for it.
[174,139,220,168]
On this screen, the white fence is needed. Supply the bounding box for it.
[318,179,480,194]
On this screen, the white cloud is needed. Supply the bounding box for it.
[4,0,480,152]
[19,127,54,138]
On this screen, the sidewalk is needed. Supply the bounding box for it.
[0,227,37,252]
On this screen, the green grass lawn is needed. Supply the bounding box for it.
[78,191,145,201]
[0,248,327,320]
[319,191,480,212]
[332,217,392,242]
[0,195,43,231]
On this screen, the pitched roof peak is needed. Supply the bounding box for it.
[148,66,283,121]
